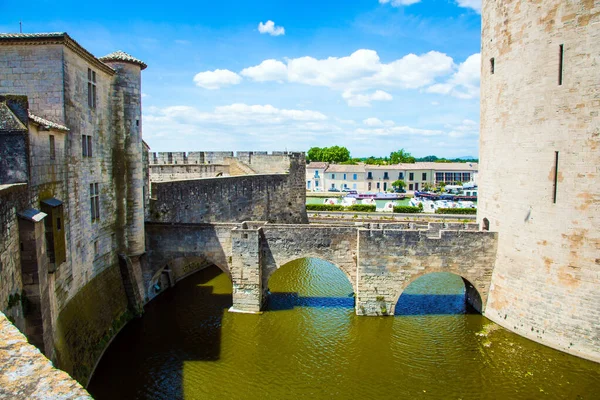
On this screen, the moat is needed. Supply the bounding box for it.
[88,259,600,399]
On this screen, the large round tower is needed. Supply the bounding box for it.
[479,1,599,361]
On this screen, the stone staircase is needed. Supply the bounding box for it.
[227,158,257,176]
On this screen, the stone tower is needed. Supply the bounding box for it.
[99,51,147,257]
[478,1,599,362]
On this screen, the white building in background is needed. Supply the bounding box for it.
[325,164,367,191]
[305,161,478,193]
[306,162,327,191]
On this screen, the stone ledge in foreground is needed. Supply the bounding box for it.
[0,311,92,399]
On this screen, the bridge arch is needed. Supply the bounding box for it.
[264,255,356,294]
[147,256,231,302]
[265,257,355,311]
[390,271,483,315]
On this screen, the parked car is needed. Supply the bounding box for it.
[329,188,340,192]
[313,187,322,192]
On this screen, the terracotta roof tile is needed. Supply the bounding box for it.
[99,50,147,70]
[28,112,69,131]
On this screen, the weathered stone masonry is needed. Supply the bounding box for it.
[144,222,498,316]
[149,152,308,224]
[478,0,600,363]
[0,33,148,387]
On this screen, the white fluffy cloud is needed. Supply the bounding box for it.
[146,103,327,127]
[379,0,422,6]
[241,59,288,82]
[456,0,481,13]
[363,117,395,127]
[447,119,479,138]
[193,69,241,90]
[426,53,480,99]
[258,20,285,36]
[353,125,444,137]
[240,49,453,105]
[143,103,478,157]
[192,50,479,105]
[342,89,393,107]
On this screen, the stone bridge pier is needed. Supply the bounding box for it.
[145,222,498,316]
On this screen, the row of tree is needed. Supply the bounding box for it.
[306,147,478,164]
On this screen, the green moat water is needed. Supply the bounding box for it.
[88,259,600,399]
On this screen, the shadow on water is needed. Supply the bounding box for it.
[88,266,232,400]
[394,293,479,315]
[267,292,355,311]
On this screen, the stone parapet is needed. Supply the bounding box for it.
[0,311,91,399]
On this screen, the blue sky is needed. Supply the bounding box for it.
[1,0,482,158]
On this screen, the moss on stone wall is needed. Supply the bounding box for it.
[53,263,131,385]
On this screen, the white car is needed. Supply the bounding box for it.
[313,187,322,192]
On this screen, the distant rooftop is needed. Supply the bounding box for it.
[306,162,328,169]
[99,50,147,70]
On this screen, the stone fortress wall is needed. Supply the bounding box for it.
[148,151,308,224]
[148,150,294,181]
[478,0,600,362]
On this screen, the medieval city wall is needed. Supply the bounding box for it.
[479,0,600,362]
[150,163,230,182]
[149,153,307,224]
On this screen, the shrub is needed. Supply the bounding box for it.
[392,205,422,213]
[347,204,376,212]
[435,208,477,215]
[306,204,345,211]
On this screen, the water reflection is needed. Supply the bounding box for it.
[89,259,600,400]
[395,272,474,315]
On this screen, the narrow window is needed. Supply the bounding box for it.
[49,135,55,160]
[94,240,99,256]
[490,58,495,74]
[553,151,559,203]
[483,218,490,231]
[56,217,61,231]
[82,135,93,157]
[409,172,414,181]
[422,172,427,180]
[90,183,100,221]
[88,69,97,108]
[558,44,564,86]
[87,69,92,107]
[92,71,97,108]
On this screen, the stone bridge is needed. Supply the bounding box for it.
[144,221,498,316]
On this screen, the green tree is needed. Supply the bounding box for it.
[391,180,406,189]
[322,146,350,163]
[307,147,323,162]
[389,149,416,164]
[307,146,350,163]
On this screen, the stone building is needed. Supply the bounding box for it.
[0,33,147,381]
[305,162,478,193]
[478,0,600,362]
